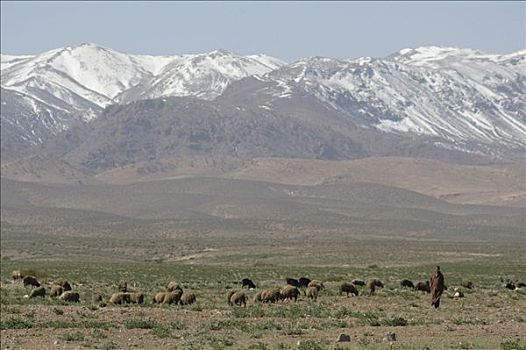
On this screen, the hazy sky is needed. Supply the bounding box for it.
[1,1,524,61]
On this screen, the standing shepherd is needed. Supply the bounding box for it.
[430,266,445,308]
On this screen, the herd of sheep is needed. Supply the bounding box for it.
[10,270,525,308]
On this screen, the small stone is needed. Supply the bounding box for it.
[383,332,396,342]
[336,333,351,342]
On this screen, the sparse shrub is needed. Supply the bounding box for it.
[298,340,323,350]
[62,331,85,342]
[501,339,526,350]
[52,307,64,315]
[125,319,157,329]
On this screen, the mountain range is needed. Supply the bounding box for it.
[1,43,525,167]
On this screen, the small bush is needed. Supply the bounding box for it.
[125,319,157,329]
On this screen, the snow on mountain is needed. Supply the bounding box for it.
[263,47,526,150]
[1,44,285,152]
[117,49,285,102]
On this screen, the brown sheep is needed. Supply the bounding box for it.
[127,292,145,304]
[254,290,265,303]
[118,282,128,293]
[307,280,325,291]
[351,279,366,286]
[415,281,431,293]
[180,293,196,305]
[92,293,103,303]
[59,291,80,303]
[280,285,300,302]
[167,281,183,292]
[29,286,46,298]
[227,290,236,305]
[11,270,24,280]
[367,279,384,295]
[305,286,319,301]
[340,282,359,297]
[262,288,281,303]
[229,290,248,307]
[163,290,184,305]
[110,292,130,304]
[50,285,64,298]
[23,276,40,287]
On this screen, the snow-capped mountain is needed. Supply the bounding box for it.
[1,44,525,161]
[262,46,526,151]
[1,43,285,153]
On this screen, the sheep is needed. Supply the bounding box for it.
[280,285,300,302]
[29,286,46,298]
[461,280,474,289]
[180,293,196,305]
[23,276,40,287]
[118,282,128,293]
[55,279,72,291]
[11,270,24,281]
[351,279,366,286]
[400,279,415,289]
[59,291,80,303]
[261,288,281,303]
[286,278,300,288]
[242,278,256,289]
[307,280,325,291]
[127,292,144,304]
[340,282,359,297]
[50,285,64,298]
[367,279,384,295]
[167,281,183,293]
[415,281,431,293]
[305,286,319,301]
[229,290,248,307]
[110,292,130,304]
[517,282,526,288]
[92,293,103,303]
[254,290,265,302]
[505,281,516,290]
[299,277,312,288]
[166,289,184,305]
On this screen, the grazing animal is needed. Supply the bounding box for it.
[461,280,474,289]
[167,281,183,292]
[351,279,366,286]
[305,286,319,301]
[29,287,46,298]
[242,278,256,289]
[415,281,431,293]
[55,279,72,292]
[367,279,384,295]
[517,282,526,288]
[127,292,144,304]
[280,285,300,302]
[50,285,64,298]
[307,280,325,291]
[60,291,80,303]
[11,270,24,280]
[340,282,359,297]
[400,279,415,289]
[117,282,128,293]
[505,281,516,290]
[299,277,312,288]
[229,290,248,307]
[430,266,445,308]
[286,278,300,287]
[180,293,196,305]
[164,290,184,305]
[23,276,40,287]
[261,288,281,303]
[254,290,265,302]
[110,292,130,304]
[92,293,103,303]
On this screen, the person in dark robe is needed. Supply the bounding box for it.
[430,265,445,308]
